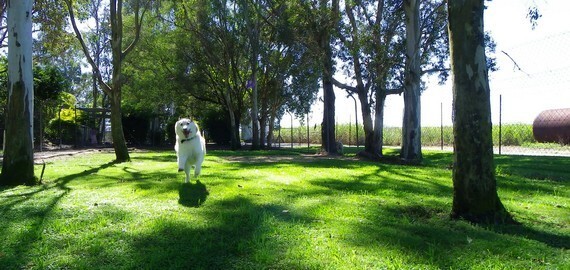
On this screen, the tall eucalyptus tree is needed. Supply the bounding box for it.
[401,0,448,163]
[289,0,339,154]
[65,0,150,162]
[447,0,513,223]
[173,0,250,150]
[84,0,112,111]
[239,0,262,149]
[1,0,36,185]
[334,0,447,160]
[401,0,421,162]
[333,0,404,158]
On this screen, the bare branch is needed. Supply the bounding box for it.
[64,0,112,94]
[122,0,147,59]
[501,50,530,76]
[422,67,450,75]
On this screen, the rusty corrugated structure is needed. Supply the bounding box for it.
[532,108,570,144]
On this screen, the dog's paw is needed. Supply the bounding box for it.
[178,168,184,172]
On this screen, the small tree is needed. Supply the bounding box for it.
[34,65,70,148]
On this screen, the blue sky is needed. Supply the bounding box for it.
[293,0,570,128]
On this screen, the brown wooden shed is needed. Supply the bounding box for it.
[532,108,570,144]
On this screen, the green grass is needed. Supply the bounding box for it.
[1,148,568,269]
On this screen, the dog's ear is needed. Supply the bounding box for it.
[188,116,193,122]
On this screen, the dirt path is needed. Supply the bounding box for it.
[33,148,114,163]
[0,148,115,164]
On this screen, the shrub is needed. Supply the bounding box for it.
[45,118,79,145]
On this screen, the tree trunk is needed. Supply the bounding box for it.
[448,0,513,224]
[372,89,386,157]
[322,77,336,154]
[321,40,337,154]
[266,113,276,148]
[357,92,375,157]
[319,0,338,155]
[233,113,242,150]
[1,0,36,185]
[108,0,130,162]
[259,113,267,148]
[92,1,101,111]
[401,0,422,163]
[109,88,130,162]
[250,74,260,150]
[222,86,241,150]
[250,10,260,150]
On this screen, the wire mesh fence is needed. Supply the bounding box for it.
[275,31,570,157]
[274,97,570,157]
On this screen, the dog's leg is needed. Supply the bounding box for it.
[177,154,185,172]
[175,143,183,172]
[184,162,191,183]
[178,158,184,172]
[176,149,188,172]
[194,163,202,178]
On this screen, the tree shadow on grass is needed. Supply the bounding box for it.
[348,202,568,269]
[495,155,570,182]
[128,153,176,163]
[128,197,311,269]
[178,180,209,207]
[0,160,119,268]
[489,223,570,249]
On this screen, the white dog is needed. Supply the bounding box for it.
[174,118,206,183]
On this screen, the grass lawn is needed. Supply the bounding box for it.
[0,147,568,269]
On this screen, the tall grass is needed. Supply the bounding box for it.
[275,123,538,147]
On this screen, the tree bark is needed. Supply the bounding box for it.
[109,85,130,161]
[372,88,386,158]
[223,87,241,150]
[359,93,375,155]
[107,0,131,162]
[401,0,422,163]
[448,0,514,224]
[1,0,36,185]
[321,71,336,154]
[250,71,260,150]
[320,0,339,155]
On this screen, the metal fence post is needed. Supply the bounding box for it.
[307,113,310,149]
[290,112,293,148]
[441,102,444,150]
[499,95,502,155]
[349,118,352,146]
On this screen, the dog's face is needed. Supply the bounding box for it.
[175,118,199,139]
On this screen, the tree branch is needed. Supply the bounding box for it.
[331,77,357,93]
[122,0,147,60]
[501,50,530,76]
[422,67,450,75]
[386,87,404,95]
[64,0,112,94]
